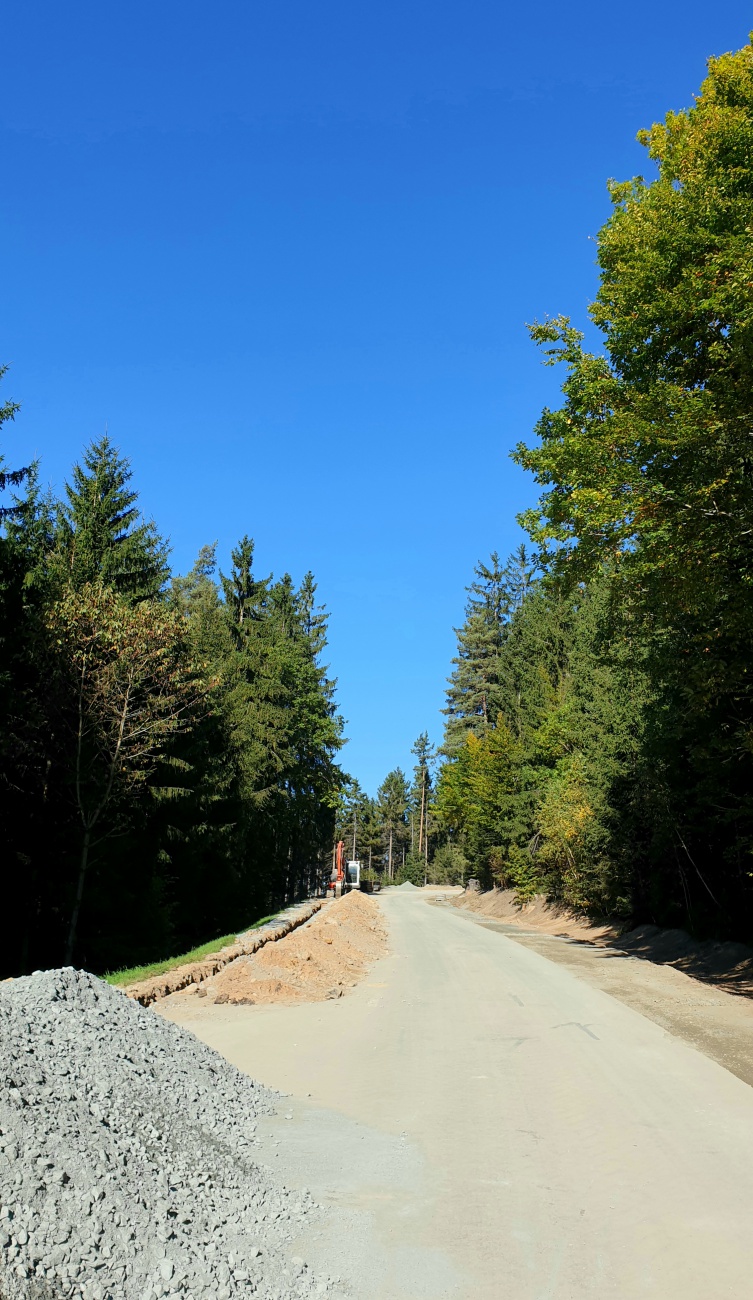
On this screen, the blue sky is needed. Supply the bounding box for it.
[2,3,750,792]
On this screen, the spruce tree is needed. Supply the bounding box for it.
[57,435,169,600]
[0,365,28,519]
[410,732,435,872]
[444,548,535,754]
[377,768,410,879]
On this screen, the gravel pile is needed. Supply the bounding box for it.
[0,969,342,1300]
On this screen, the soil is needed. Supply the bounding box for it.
[163,890,388,1010]
[453,887,753,996]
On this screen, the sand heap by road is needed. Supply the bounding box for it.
[204,890,387,1006]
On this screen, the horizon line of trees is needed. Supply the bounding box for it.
[0,424,346,977]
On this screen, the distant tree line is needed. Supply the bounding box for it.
[0,427,344,977]
[433,42,753,938]
[335,733,471,888]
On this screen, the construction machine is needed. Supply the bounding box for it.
[329,840,361,896]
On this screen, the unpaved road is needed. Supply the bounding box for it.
[161,889,753,1299]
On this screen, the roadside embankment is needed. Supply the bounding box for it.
[452,887,753,996]
[453,886,618,942]
[124,899,325,1006]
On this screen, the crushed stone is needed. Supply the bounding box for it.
[0,968,349,1300]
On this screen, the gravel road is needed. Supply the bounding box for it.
[162,888,753,1300]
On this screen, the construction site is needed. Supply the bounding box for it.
[5,877,753,1300]
[4,8,753,1299]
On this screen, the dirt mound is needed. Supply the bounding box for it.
[205,890,387,1006]
[453,886,617,942]
[453,888,753,997]
[397,880,421,891]
[124,899,324,1005]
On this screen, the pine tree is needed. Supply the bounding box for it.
[57,435,169,600]
[376,768,410,879]
[410,732,435,874]
[0,365,28,519]
[443,548,535,754]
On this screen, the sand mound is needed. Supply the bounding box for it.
[397,880,421,891]
[206,890,387,1005]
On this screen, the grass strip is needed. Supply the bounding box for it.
[103,914,279,987]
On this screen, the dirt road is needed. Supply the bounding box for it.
[161,889,753,1299]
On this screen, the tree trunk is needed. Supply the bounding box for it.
[65,828,91,965]
[388,827,393,879]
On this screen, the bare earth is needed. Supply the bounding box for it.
[167,890,388,1008]
[159,888,753,1300]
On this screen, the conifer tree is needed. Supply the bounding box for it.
[410,732,435,868]
[57,435,169,600]
[377,768,409,879]
[0,366,28,519]
[443,547,535,754]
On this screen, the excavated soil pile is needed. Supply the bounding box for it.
[205,892,387,1007]
[124,900,324,1006]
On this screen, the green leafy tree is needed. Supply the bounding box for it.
[511,39,753,929]
[47,583,204,961]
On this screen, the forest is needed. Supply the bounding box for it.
[432,41,753,938]
[3,40,753,972]
[0,431,345,978]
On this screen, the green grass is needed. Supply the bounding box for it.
[103,914,279,987]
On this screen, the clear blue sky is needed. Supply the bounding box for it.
[2,3,750,793]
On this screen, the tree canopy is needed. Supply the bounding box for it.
[434,40,753,934]
[1,419,345,976]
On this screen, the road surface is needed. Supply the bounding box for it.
[161,889,753,1299]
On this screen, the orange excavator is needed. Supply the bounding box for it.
[329,841,361,896]
[330,840,346,897]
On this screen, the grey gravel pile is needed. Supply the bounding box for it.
[0,969,341,1300]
